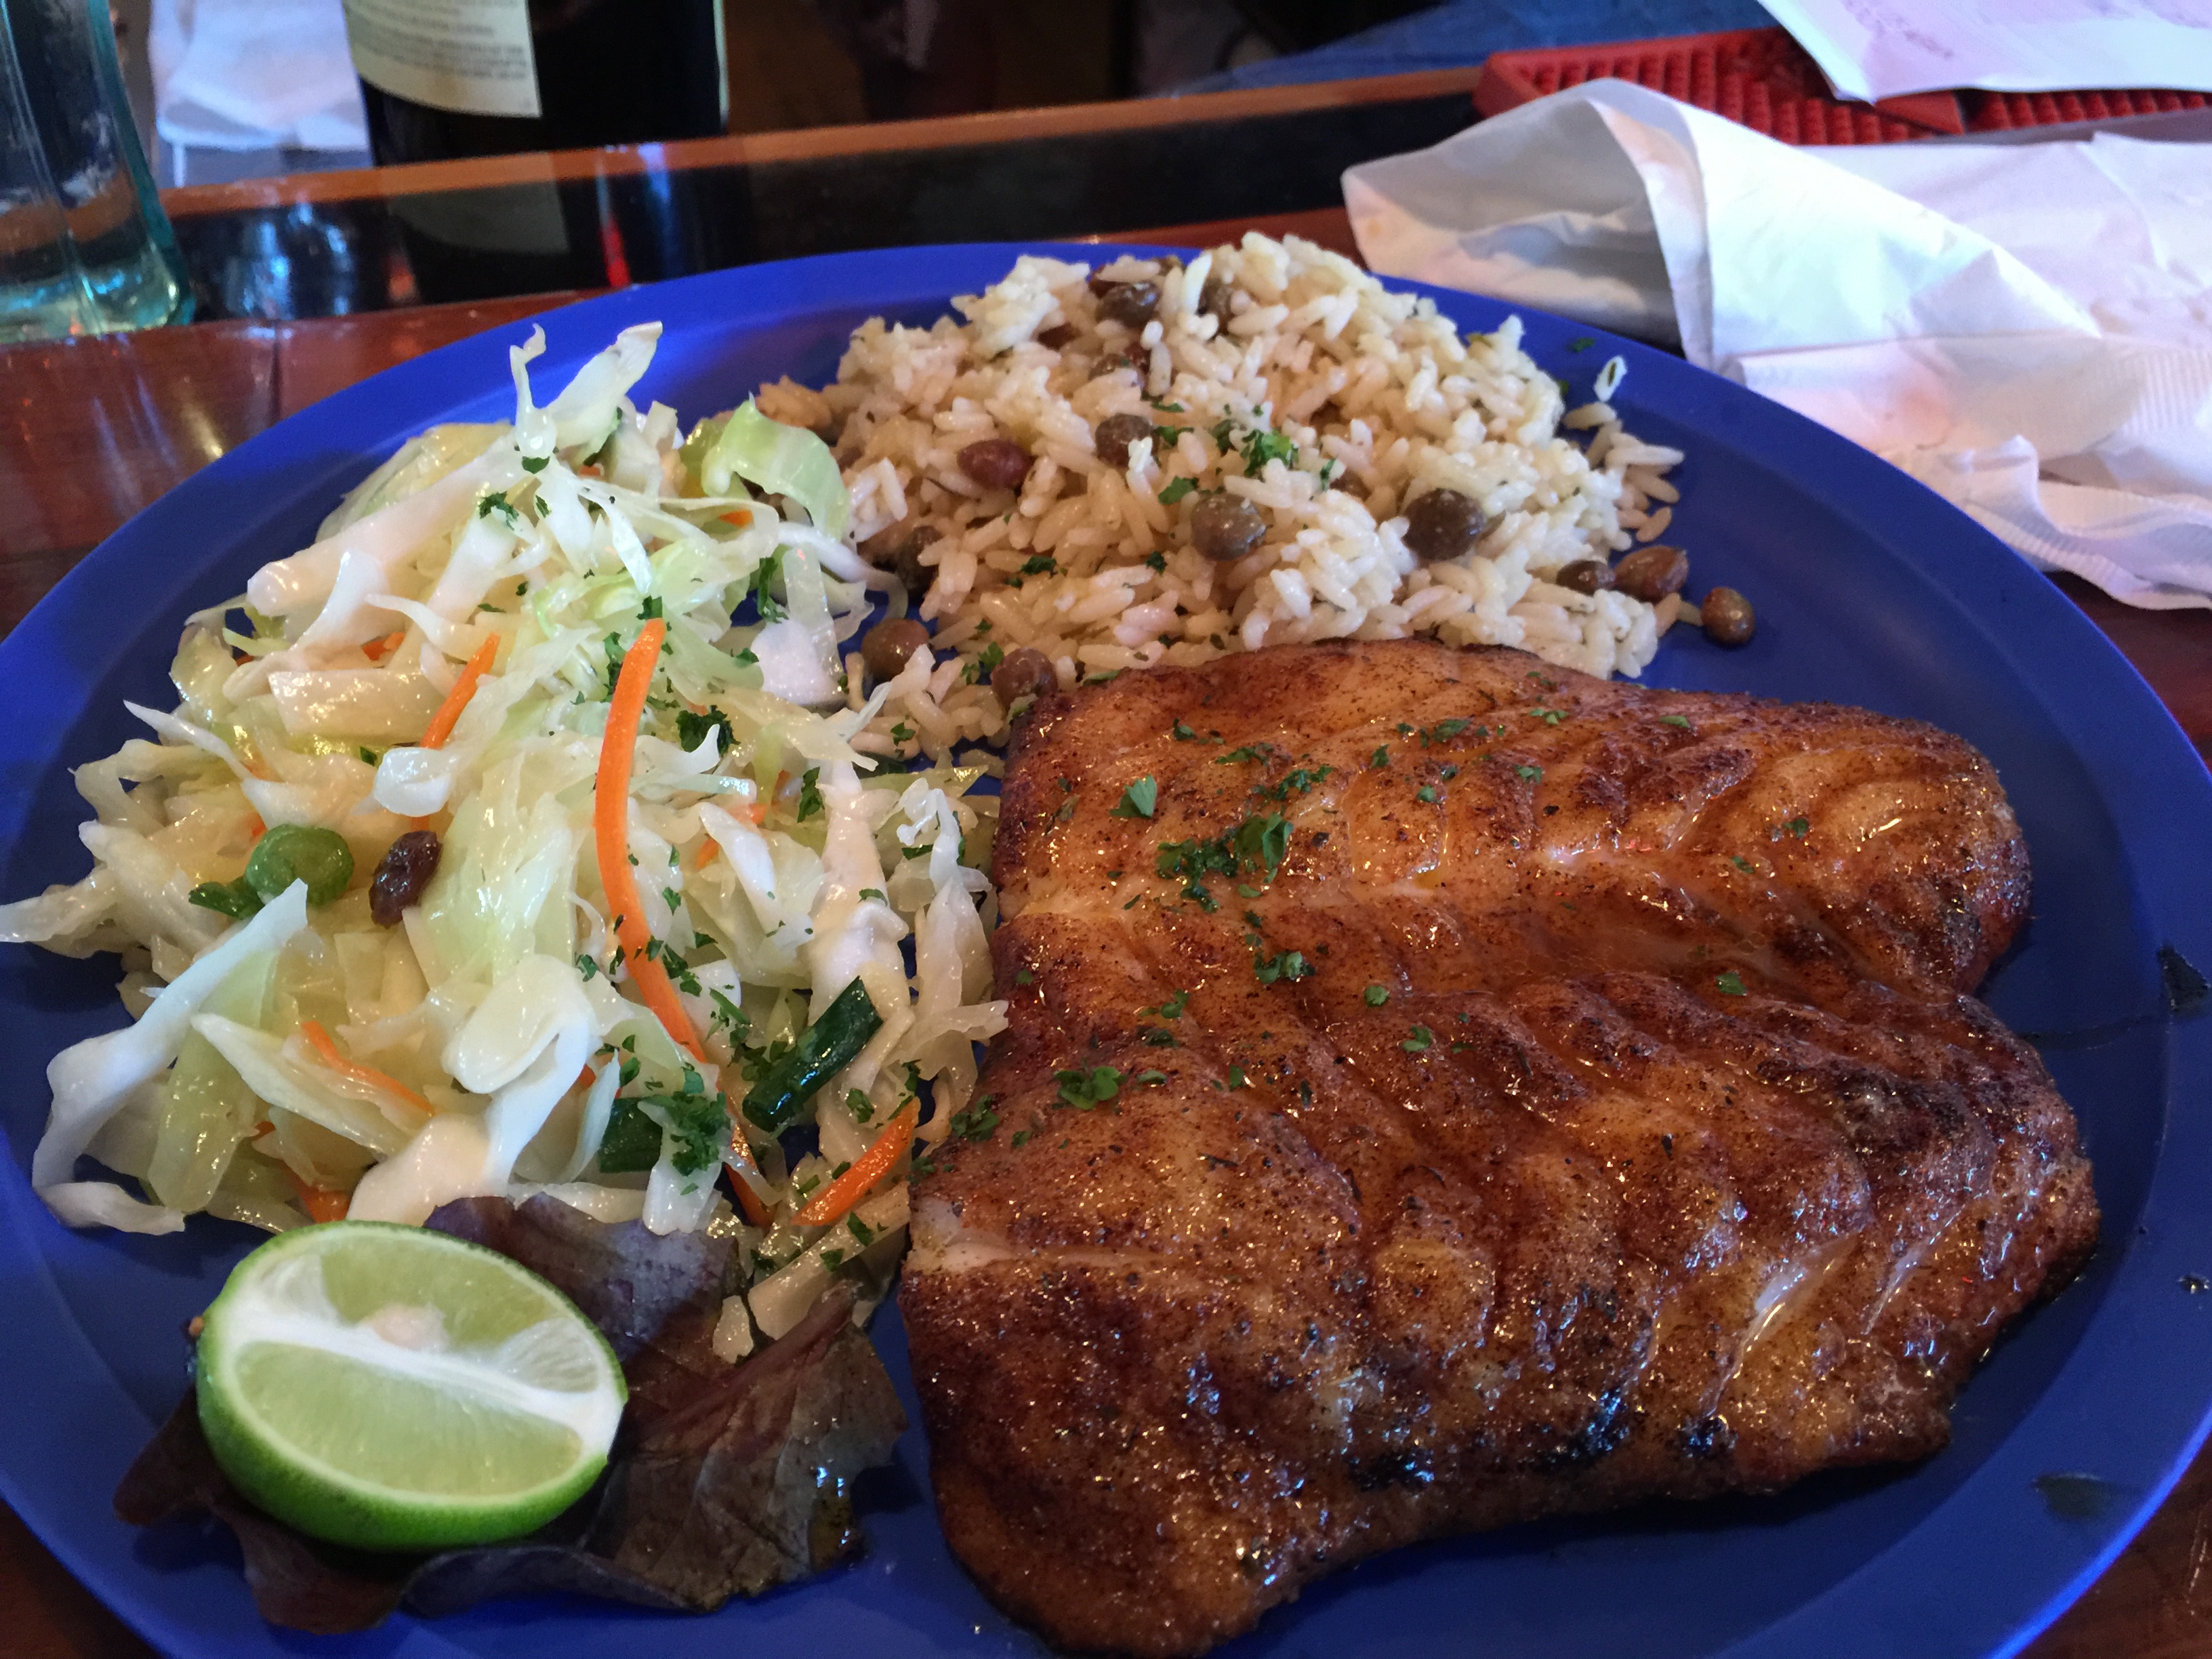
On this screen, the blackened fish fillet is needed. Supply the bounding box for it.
[900,640,2096,1656]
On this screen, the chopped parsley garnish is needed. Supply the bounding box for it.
[357,746,381,766]
[845,1087,876,1124]
[1227,1065,1250,1089]
[1235,813,1293,878]
[1015,968,1036,985]
[1362,983,1391,1007]
[674,705,735,756]
[1111,776,1159,819]
[575,953,600,981]
[1416,785,1440,804]
[1156,813,1292,906]
[1660,714,1694,730]
[1138,1025,1180,1046]
[1141,988,1191,1019]
[1402,1025,1434,1053]
[1054,1066,1123,1111]
[1159,477,1197,505]
[1531,707,1566,726]
[476,490,520,527]
[1716,970,1748,996]
[1144,550,1168,572]
[1216,744,1277,766]
[890,721,914,743]
[1528,671,1558,691]
[962,641,1006,685]
[1155,836,1233,909]
[597,1088,728,1178]
[948,1097,1001,1141]
[1171,720,1210,742]
[1567,337,1595,352]
[795,767,825,821]
[1020,554,1057,576]
[1422,718,1471,745]
[1783,817,1811,838]
[747,550,788,623]
[1254,948,1313,986]
[1515,764,1544,783]
[1265,765,1334,800]
[1370,746,1390,769]
[1239,426,1296,475]
[1134,1069,1169,1086]
[1729,855,1755,874]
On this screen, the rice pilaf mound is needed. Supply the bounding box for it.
[754,234,1687,765]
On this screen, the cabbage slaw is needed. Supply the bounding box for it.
[3,322,1006,1348]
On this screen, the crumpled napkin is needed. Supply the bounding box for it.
[149,0,367,152]
[1345,81,2212,609]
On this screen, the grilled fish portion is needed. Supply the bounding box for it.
[901,641,2095,1658]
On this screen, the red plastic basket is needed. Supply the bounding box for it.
[1964,86,2208,130]
[1475,27,2208,145]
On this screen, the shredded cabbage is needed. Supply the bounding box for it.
[13,321,1006,1343]
[700,402,850,541]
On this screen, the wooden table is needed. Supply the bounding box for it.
[3,150,2210,1659]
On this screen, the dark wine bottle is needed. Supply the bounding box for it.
[346,0,728,165]
[343,0,726,302]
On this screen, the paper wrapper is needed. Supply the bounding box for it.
[1345,82,2212,609]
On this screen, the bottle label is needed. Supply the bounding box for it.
[342,0,542,120]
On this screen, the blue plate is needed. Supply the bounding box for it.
[4,245,2210,1659]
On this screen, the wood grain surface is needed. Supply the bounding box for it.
[2,205,2207,1659]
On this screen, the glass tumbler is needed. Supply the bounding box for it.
[0,0,190,342]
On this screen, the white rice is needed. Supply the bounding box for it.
[753,234,1687,765]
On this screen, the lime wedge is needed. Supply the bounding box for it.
[195,1221,625,1551]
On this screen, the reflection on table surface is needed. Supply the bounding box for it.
[158,71,1482,325]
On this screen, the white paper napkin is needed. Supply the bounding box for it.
[1344,81,2212,609]
[1755,0,2212,103]
[149,0,369,153]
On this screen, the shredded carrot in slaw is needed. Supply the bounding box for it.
[298,1019,439,1118]
[283,1166,351,1223]
[420,634,499,750]
[362,631,405,663]
[726,1157,772,1227]
[794,1101,918,1227]
[596,618,706,1061]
